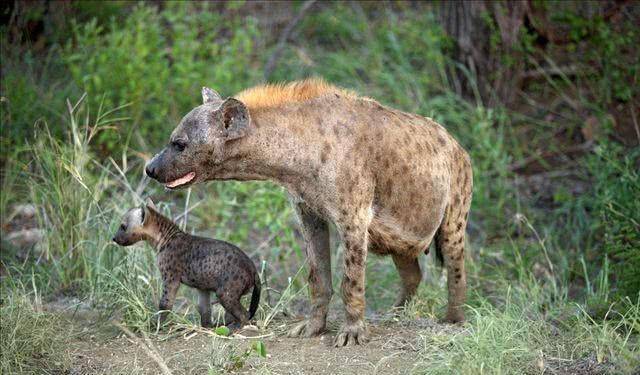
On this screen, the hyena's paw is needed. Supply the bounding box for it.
[333,320,369,347]
[442,309,465,324]
[393,295,412,309]
[288,317,326,338]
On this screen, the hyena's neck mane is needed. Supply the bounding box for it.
[234,77,358,110]
[145,208,183,251]
[219,78,362,185]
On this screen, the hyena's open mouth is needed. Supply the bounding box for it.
[165,172,195,189]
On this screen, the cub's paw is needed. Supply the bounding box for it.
[288,318,326,338]
[333,320,369,347]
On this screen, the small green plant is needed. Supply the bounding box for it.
[214,326,231,337]
[206,337,267,373]
[253,340,267,358]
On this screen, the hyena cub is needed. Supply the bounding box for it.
[112,199,261,328]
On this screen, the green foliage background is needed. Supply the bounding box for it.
[0,1,638,373]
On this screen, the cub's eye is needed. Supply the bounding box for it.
[120,224,126,231]
[172,140,186,152]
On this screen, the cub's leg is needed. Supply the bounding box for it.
[288,202,332,338]
[157,277,180,328]
[218,293,249,328]
[391,254,422,308]
[198,290,212,328]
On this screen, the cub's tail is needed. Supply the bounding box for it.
[248,276,261,320]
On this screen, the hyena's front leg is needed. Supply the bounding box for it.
[289,202,332,338]
[334,218,370,346]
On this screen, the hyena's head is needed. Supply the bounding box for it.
[145,87,251,189]
[112,204,152,246]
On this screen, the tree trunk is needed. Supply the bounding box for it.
[439,1,529,106]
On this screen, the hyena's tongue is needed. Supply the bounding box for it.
[165,172,195,188]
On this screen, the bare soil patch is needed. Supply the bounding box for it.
[58,306,618,375]
[60,306,459,374]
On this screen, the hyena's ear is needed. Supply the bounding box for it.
[145,197,157,210]
[219,98,250,141]
[202,87,221,104]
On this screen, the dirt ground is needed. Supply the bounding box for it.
[55,301,615,375]
[61,303,458,375]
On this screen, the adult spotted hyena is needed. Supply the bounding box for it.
[145,78,473,346]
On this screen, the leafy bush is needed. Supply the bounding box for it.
[586,141,640,302]
[552,6,639,104]
[63,2,260,154]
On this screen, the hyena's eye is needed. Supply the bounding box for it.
[120,224,126,231]
[171,140,186,152]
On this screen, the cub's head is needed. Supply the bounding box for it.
[112,200,157,246]
[144,87,251,189]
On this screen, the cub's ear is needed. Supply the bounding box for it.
[219,98,250,140]
[145,197,157,210]
[202,87,222,104]
[139,205,147,225]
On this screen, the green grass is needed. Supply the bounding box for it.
[0,278,70,374]
[414,293,639,374]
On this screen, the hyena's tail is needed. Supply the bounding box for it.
[248,276,261,320]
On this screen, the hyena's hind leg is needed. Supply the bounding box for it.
[435,151,472,323]
[436,198,471,323]
[391,254,422,308]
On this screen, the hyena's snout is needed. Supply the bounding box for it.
[145,163,158,180]
[145,149,174,182]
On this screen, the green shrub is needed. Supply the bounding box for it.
[0,46,77,155]
[63,2,260,155]
[587,141,640,302]
[552,5,639,105]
